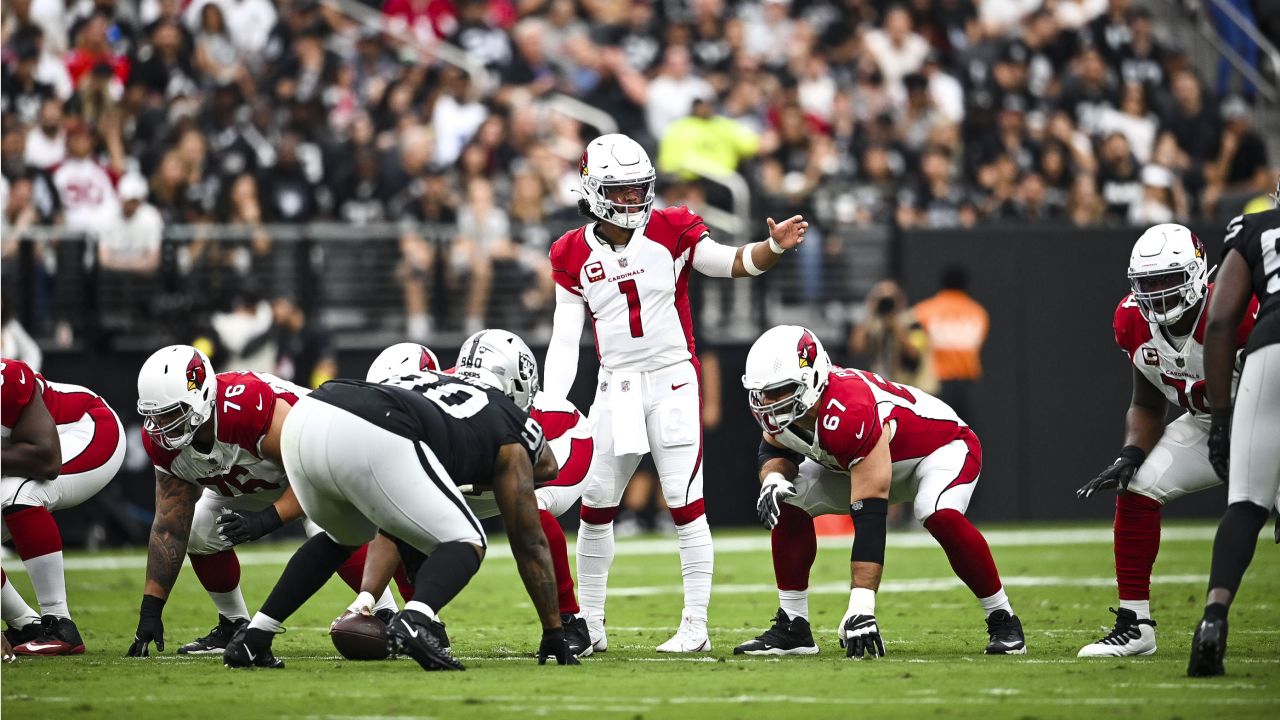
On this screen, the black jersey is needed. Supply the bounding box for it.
[1223,208,1280,352]
[310,372,545,490]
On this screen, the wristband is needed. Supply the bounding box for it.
[850,497,889,565]
[262,505,284,533]
[848,587,876,615]
[140,594,166,618]
[742,243,765,276]
[1118,445,1146,464]
[767,236,785,254]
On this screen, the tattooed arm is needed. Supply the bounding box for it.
[127,469,201,656]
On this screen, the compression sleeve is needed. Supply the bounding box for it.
[690,237,738,278]
[543,285,586,398]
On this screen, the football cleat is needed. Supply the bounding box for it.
[1187,616,1227,677]
[224,627,285,669]
[562,613,593,658]
[179,614,249,655]
[734,608,819,656]
[373,608,396,626]
[13,615,85,656]
[984,610,1027,655]
[1077,608,1156,657]
[4,621,42,649]
[584,613,608,653]
[386,609,464,671]
[656,614,711,653]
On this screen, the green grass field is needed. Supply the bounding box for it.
[2,522,1278,719]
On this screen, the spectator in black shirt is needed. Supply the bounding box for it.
[271,295,336,390]
[334,147,389,225]
[1120,8,1165,89]
[898,145,973,228]
[1097,131,1142,220]
[1084,0,1133,64]
[259,132,320,222]
[499,18,557,98]
[450,0,512,70]
[1058,46,1117,135]
[1204,95,1272,214]
[130,20,198,102]
[2,41,54,126]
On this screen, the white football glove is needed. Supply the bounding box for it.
[756,473,797,529]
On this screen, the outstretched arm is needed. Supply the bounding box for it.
[691,215,809,278]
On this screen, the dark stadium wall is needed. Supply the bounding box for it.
[42,223,1235,543]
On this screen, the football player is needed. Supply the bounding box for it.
[1188,189,1280,676]
[546,133,808,652]
[735,325,1024,658]
[1076,224,1258,658]
[2,358,126,655]
[125,346,398,657]
[223,355,576,670]
[339,334,595,656]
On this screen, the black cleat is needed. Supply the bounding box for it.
[179,614,249,655]
[224,627,285,669]
[734,609,819,656]
[13,615,85,655]
[985,610,1027,655]
[563,614,593,658]
[374,608,395,626]
[1188,616,1228,677]
[4,621,42,648]
[386,609,464,671]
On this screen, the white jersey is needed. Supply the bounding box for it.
[1113,286,1258,428]
[549,206,709,372]
[52,157,119,232]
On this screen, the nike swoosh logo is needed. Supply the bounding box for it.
[671,383,689,391]
[246,647,256,661]
[399,620,419,638]
[855,422,865,439]
[22,643,62,652]
[999,641,1022,648]
[256,397,264,411]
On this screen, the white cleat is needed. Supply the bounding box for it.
[656,615,711,653]
[585,614,608,653]
[1077,608,1157,657]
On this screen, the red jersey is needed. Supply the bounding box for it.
[1113,285,1258,424]
[142,371,306,497]
[770,366,969,473]
[2,358,110,437]
[530,394,593,488]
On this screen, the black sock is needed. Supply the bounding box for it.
[1207,502,1270,600]
[259,533,357,623]
[1204,603,1229,622]
[411,541,482,613]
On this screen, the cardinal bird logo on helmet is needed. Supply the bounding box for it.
[797,331,818,369]
[420,348,437,371]
[1191,232,1205,259]
[185,351,206,391]
[580,150,590,178]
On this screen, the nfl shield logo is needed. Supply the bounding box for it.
[621,380,631,392]
[619,258,629,268]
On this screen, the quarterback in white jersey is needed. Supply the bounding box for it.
[1075,224,1258,658]
[544,133,808,652]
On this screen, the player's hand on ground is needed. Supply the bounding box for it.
[838,612,884,659]
[216,506,283,545]
[756,475,797,529]
[127,596,165,657]
[766,215,808,251]
[537,627,580,666]
[1208,409,1231,482]
[1076,446,1145,499]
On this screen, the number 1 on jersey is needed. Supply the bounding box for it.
[618,279,644,337]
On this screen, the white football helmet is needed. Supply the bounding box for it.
[1128,223,1208,326]
[742,325,832,434]
[579,133,656,230]
[137,345,216,450]
[455,329,539,411]
[366,342,441,383]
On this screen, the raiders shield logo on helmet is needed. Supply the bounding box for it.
[186,350,207,391]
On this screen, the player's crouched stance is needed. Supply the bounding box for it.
[733,326,1025,658]
[223,369,577,670]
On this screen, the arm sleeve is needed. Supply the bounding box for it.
[543,286,586,398]
[690,236,739,278]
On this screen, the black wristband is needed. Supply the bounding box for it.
[140,594,166,618]
[1210,408,1232,428]
[262,505,284,533]
[542,626,566,641]
[1118,445,1146,464]
[850,497,889,565]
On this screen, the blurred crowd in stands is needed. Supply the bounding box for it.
[2,0,1277,343]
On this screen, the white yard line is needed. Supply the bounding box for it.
[4,526,1232,573]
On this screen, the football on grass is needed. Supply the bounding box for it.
[330,612,390,660]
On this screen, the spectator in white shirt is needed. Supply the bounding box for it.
[183,0,277,61]
[864,5,931,95]
[51,125,119,232]
[98,173,163,275]
[646,46,714,140]
[432,67,488,167]
[24,98,66,171]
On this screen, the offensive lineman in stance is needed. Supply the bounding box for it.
[546,133,808,652]
[736,325,1024,657]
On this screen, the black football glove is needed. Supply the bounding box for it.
[537,627,580,666]
[127,595,165,657]
[839,612,885,659]
[1077,446,1146,499]
[216,506,283,546]
[1208,408,1231,482]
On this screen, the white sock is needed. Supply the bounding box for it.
[979,586,1013,618]
[1119,599,1151,620]
[24,551,69,619]
[1,575,40,627]
[208,588,250,621]
[248,613,282,633]
[347,591,377,614]
[576,520,615,623]
[675,515,713,623]
[778,589,809,621]
[404,600,439,622]
[372,588,398,614]
[407,314,430,341]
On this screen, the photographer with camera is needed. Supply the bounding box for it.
[848,280,936,394]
